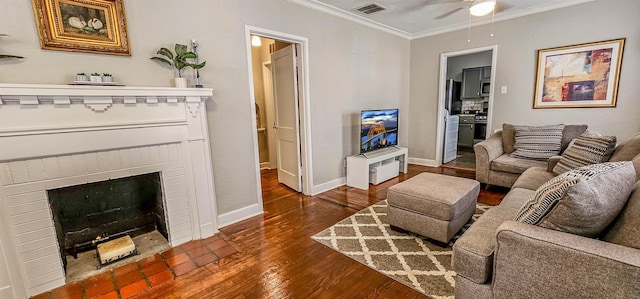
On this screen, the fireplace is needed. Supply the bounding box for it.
[48,172,167,269]
[0,84,217,298]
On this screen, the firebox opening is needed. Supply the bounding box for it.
[47,172,169,275]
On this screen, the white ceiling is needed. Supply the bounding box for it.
[287,0,594,39]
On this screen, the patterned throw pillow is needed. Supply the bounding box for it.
[510,125,565,161]
[553,133,617,175]
[514,161,635,237]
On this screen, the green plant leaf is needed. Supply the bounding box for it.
[156,47,173,59]
[175,44,188,56]
[179,52,197,59]
[150,56,173,66]
[174,60,186,70]
[191,61,206,69]
[0,54,24,59]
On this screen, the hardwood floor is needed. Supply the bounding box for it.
[130,165,507,298]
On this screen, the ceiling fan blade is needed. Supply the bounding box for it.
[435,7,464,19]
[494,2,513,13]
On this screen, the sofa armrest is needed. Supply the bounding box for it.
[546,155,562,172]
[474,132,504,184]
[492,221,640,299]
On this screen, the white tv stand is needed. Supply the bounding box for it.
[346,147,408,190]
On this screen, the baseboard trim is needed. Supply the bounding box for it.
[259,162,271,170]
[311,177,346,196]
[217,203,264,228]
[408,157,439,167]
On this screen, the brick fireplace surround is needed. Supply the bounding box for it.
[0,84,217,298]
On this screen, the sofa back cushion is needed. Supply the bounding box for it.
[552,133,617,175]
[610,132,640,162]
[502,123,587,154]
[514,161,635,238]
[561,124,589,152]
[601,182,640,249]
[510,124,565,161]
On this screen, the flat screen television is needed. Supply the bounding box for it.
[360,109,398,154]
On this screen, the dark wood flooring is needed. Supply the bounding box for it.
[135,165,506,298]
[35,164,507,299]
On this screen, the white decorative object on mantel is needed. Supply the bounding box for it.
[0,83,216,298]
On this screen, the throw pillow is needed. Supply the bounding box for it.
[510,124,565,161]
[514,161,635,238]
[502,123,516,154]
[552,133,617,175]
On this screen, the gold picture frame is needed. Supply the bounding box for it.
[533,38,625,109]
[32,0,131,56]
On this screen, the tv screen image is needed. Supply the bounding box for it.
[360,109,398,153]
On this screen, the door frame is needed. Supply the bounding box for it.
[434,45,498,166]
[245,25,313,196]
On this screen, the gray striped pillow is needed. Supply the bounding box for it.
[514,161,635,237]
[552,134,617,175]
[510,125,564,161]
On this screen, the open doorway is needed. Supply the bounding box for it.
[245,26,313,199]
[436,45,497,170]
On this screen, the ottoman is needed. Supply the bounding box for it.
[387,172,480,244]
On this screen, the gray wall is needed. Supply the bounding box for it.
[0,0,410,215]
[409,0,640,161]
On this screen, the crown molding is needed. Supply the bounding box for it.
[288,0,595,40]
[286,0,413,39]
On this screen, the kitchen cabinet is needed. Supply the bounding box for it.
[457,115,475,148]
[462,66,492,99]
[461,67,482,99]
[482,66,492,80]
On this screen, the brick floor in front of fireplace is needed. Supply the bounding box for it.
[30,234,238,299]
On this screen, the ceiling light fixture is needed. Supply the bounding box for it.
[469,0,496,17]
[251,35,261,47]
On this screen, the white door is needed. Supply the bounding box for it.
[271,45,302,192]
[443,115,459,163]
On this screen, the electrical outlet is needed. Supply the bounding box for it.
[501,86,508,94]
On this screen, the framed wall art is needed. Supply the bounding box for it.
[32,0,131,56]
[533,38,625,109]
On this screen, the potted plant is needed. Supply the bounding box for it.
[75,72,87,82]
[102,73,113,83]
[90,72,102,83]
[151,43,206,88]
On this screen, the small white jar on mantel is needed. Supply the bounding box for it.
[90,73,102,83]
[174,77,188,88]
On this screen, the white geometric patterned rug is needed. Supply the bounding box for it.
[312,200,490,299]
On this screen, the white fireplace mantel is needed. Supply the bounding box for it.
[0,84,217,298]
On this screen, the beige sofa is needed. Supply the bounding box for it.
[474,124,587,188]
[452,133,640,299]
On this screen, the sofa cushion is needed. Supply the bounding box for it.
[512,167,555,191]
[503,124,587,155]
[610,132,640,162]
[514,162,636,237]
[490,154,547,174]
[560,124,589,152]
[452,206,520,284]
[511,124,565,161]
[502,123,517,154]
[601,182,640,249]
[499,188,536,210]
[552,133,617,175]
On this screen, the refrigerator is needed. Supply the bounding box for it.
[444,79,462,115]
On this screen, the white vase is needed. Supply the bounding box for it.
[90,75,102,83]
[75,75,87,82]
[174,77,187,88]
[102,76,113,83]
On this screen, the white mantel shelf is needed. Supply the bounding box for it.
[0,84,213,113]
[0,83,218,298]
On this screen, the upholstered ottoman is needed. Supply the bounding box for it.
[387,172,480,244]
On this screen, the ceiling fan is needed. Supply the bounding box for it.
[433,0,510,19]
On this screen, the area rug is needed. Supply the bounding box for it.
[311,200,490,299]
